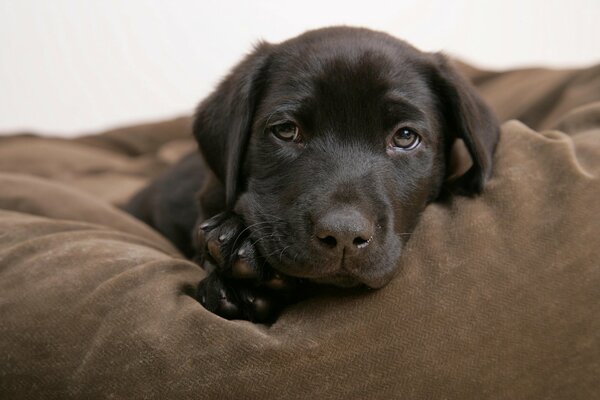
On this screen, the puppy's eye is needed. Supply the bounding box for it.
[270,122,301,143]
[391,127,420,150]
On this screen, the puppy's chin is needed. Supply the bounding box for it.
[277,260,398,289]
[312,274,364,288]
[261,232,404,289]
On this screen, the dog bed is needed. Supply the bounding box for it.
[1,63,599,399]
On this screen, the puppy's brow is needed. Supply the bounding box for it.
[271,103,299,114]
[384,94,426,121]
[263,104,300,125]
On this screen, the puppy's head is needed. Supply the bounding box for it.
[194,27,499,288]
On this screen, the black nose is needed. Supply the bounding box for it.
[314,208,375,252]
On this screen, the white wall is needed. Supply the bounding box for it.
[1,0,599,136]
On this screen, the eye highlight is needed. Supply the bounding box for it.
[269,121,301,143]
[390,127,421,151]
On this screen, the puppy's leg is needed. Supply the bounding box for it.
[193,212,302,322]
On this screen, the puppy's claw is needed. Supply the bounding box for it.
[229,241,258,278]
[195,225,207,250]
[216,298,242,320]
[237,288,277,323]
[199,221,212,230]
[250,296,274,323]
[264,272,289,290]
[207,239,223,265]
[196,275,242,320]
[231,258,256,279]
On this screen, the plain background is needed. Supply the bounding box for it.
[1,0,599,137]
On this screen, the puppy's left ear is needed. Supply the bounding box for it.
[431,54,500,195]
[193,42,272,209]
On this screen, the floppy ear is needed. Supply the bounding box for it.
[431,54,500,195]
[193,42,272,209]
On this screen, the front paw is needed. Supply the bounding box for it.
[193,212,300,322]
[196,272,284,322]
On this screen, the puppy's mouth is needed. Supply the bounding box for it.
[311,273,363,288]
[311,272,365,288]
[269,248,396,289]
[299,267,394,289]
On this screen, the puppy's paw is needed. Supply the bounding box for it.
[196,272,282,323]
[194,212,296,285]
[193,212,302,322]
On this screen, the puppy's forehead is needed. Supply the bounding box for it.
[262,29,436,117]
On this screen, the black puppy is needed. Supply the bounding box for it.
[126,26,499,322]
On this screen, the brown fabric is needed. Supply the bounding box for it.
[1,64,599,399]
[0,120,196,206]
[458,61,600,131]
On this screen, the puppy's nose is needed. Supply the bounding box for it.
[314,208,374,252]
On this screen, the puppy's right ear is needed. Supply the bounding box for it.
[430,54,500,195]
[193,42,272,209]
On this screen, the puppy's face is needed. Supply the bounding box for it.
[195,27,499,289]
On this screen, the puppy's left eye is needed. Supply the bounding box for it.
[270,122,301,143]
[391,127,421,150]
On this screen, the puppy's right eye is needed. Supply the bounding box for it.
[270,122,301,143]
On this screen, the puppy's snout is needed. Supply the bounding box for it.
[314,208,374,252]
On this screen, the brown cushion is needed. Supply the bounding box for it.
[0,131,196,207]
[1,102,599,398]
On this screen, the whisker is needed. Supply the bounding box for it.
[231,220,279,249]
[256,212,286,222]
[249,230,283,249]
[278,245,293,262]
